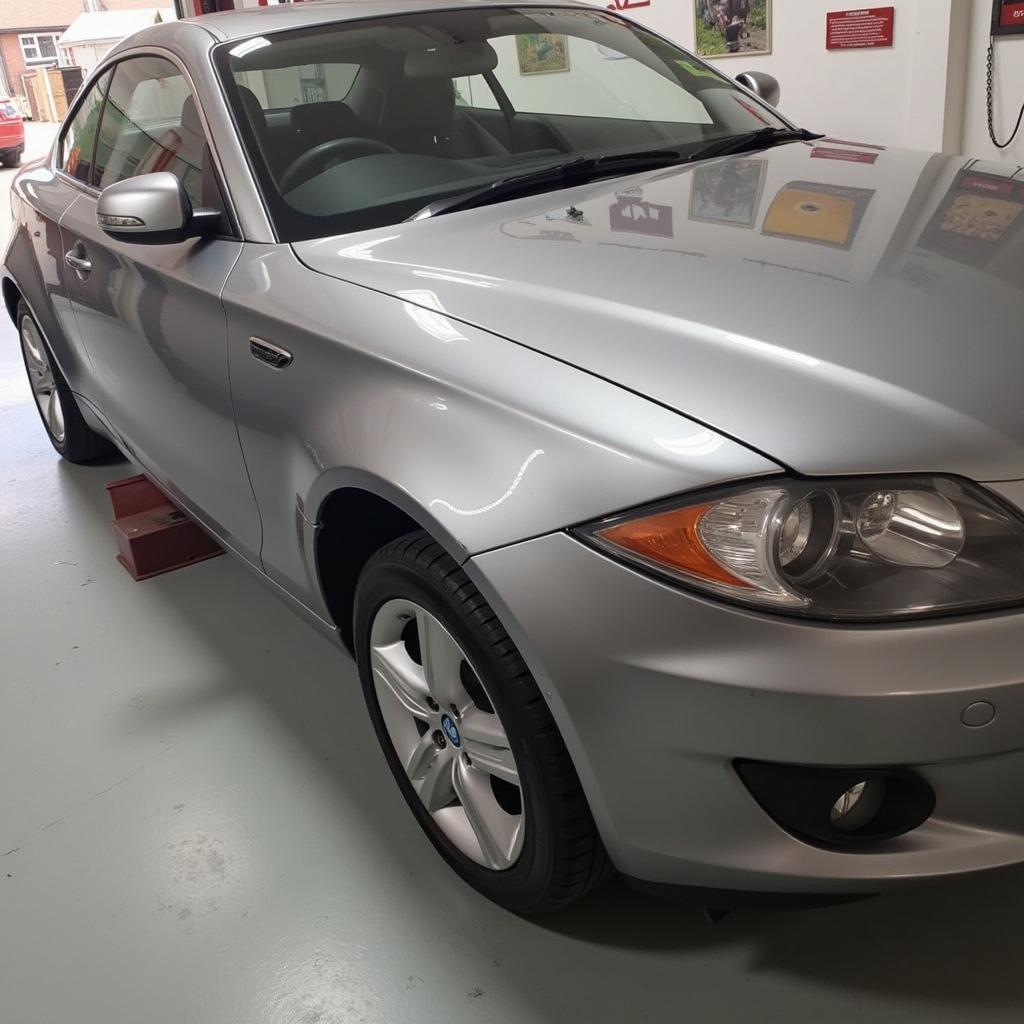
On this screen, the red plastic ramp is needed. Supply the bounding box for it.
[105,474,223,581]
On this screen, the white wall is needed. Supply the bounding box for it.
[962,0,1024,162]
[593,0,970,152]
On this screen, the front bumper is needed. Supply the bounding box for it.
[469,530,1024,895]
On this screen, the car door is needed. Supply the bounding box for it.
[58,54,262,565]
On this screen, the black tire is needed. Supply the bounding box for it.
[0,147,21,167]
[354,531,613,914]
[16,300,116,463]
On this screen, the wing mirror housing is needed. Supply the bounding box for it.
[735,71,781,107]
[96,172,220,244]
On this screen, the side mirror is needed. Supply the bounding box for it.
[96,172,220,244]
[735,71,781,108]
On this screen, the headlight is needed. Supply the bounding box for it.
[575,476,1024,621]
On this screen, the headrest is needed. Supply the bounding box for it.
[404,41,498,79]
[383,77,455,126]
[180,94,202,136]
[290,100,362,137]
[237,85,266,135]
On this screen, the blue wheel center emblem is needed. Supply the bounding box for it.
[441,714,461,747]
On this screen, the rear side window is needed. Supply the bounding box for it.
[94,56,205,207]
[60,70,111,184]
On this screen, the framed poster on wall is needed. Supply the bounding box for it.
[695,0,771,58]
[516,34,570,74]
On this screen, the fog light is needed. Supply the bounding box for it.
[830,779,886,832]
[734,761,935,848]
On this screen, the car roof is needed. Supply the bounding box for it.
[175,0,590,42]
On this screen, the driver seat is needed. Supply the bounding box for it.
[290,100,373,147]
[379,77,507,159]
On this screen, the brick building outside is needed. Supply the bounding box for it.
[0,0,159,107]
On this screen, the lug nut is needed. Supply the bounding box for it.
[462,752,472,767]
[426,697,439,712]
[432,730,447,748]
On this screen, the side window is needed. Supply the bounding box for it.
[453,75,500,111]
[60,70,111,184]
[95,56,208,208]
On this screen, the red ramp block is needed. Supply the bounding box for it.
[105,474,223,581]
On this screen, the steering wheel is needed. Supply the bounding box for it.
[279,137,398,194]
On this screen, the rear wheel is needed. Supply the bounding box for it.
[0,147,22,167]
[17,301,115,463]
[354,531,613,914]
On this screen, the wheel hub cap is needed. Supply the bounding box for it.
[369,598,524,870]
[440,714,461,748]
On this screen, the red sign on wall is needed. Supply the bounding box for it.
[1000,2,1024,29]
[826,7,896,50]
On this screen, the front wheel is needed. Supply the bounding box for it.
[354,531,612,914]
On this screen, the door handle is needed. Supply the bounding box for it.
[64,249,92,279]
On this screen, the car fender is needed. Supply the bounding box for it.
[223,245,780,616]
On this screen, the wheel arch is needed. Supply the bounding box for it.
[311,472,469,654]
[2,275,22,324]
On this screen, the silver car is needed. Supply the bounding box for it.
[7,1,1024,915]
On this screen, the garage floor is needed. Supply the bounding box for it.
[3,128,1024,1024]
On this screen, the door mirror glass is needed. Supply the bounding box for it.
[96,171,218,244]
[735,71,781,107]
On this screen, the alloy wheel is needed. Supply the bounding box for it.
[20,315,65,444]
[369,598,525,870]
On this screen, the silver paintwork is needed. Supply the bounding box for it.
[19,313,64,443]
[6,3,1024,897]
[96,172,190,236]
[371,598,524,869]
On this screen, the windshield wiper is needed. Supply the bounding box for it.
[685,126,822,162]
[410,149,684,220]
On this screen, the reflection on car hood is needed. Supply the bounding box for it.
[294,142,1024,481]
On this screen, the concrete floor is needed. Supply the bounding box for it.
[3,126,1024,1024]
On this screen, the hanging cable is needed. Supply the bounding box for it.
[987,37,1024,149]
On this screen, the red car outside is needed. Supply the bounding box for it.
[0,97,25,167]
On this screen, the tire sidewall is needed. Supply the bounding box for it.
[354,552,562,912]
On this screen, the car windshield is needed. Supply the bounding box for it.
[215,5,789,241]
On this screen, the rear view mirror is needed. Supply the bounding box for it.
[96,172,220,244]
[404,41,499,79]
[735,71,781,107]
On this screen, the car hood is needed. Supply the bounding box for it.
[295,142,1024,481]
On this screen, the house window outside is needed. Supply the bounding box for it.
[19,33,63,67]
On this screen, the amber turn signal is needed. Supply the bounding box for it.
[596,503,753,589]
